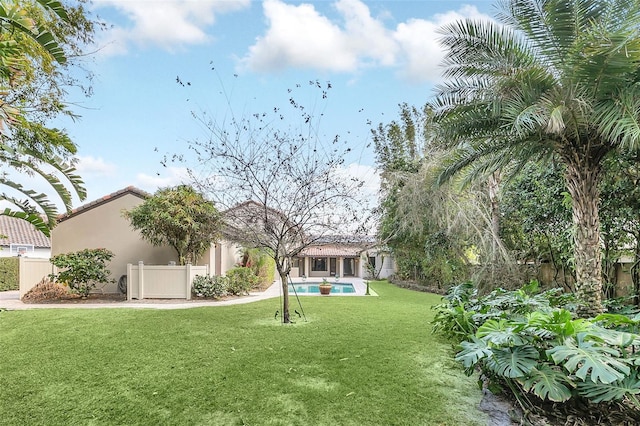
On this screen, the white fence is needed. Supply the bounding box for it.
[127,262,208,300]
[19,257,57,298]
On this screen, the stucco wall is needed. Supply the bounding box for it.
[52,193,177,293]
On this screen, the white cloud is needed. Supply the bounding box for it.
[93,0,250,55]
[135,166,189,191]
[394,5,492,83]
[75,155,117,176]
[241,0,397,73]
[242,0,492,83]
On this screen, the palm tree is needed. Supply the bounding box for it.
[433,0,640,316]
[0,1,86,236]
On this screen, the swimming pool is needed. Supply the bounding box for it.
[288,282,356,294]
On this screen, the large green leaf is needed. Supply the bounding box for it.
[577,374,640,403]
[547,334,630,384]
[520,364,574,402]
[587,327,639,350]
[455,337,493,370]
[477,318,529,346]
[527,309,593,342]
[486,345,539,378]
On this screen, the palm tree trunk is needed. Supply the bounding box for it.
[564,159,604,317]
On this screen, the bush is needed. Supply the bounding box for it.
[22,278,70,302]
[240,249,275,290]
[192,275,227,299]
[49,248,115,297]
[432,282,640,422]
[225,267,258,295]
[0,257,18,291]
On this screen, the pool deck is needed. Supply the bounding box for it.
[0,277,376,310]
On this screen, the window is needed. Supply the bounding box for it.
[311,257,327,271]
[368,256,376,268]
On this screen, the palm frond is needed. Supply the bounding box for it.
[0,179,58,227]
[0,208,50,237]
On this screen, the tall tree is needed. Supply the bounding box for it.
[433,0,640,316]
[124,185,223,266]
[0,1,97,235]
[184,81,364,324]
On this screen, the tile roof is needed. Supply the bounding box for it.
[300,245,362,257]
[0,215,50,248]
[57,186,149,223]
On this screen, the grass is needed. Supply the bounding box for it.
[0,281,487,425]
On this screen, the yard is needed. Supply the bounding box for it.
[0,281,487,425]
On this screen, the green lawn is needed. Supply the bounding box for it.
[0,281,487,425]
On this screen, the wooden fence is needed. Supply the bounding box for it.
[127,262,208,300]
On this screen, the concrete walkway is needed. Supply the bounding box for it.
[0,278,375,311]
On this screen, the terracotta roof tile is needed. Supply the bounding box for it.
[0,216,50,248]
[300,245,362,257]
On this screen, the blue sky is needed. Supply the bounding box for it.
[54,0,494,207]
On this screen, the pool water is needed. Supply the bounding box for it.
[288,282,356,294]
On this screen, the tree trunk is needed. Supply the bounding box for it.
[280,270,290,323]
[564,158,604,317]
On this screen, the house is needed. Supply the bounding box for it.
[52,186,241,293]
[222,201,396,279]
[0,215,51,258]
[292,235,395,279]
[50,187,395,294]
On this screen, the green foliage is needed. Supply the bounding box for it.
[0,1,96,235]
[124,185,222,265]
[240,248,275,289]
[225,267,259,295]
[191,274,227,299]
[49,248,114,297]
[433,281,640,414]
[0,256,18,291]
[372,103,471,287]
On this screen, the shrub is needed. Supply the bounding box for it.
[433,282,640,422]
[225,267,258,295]
[49,248,115,297]
[192,275,227,299]
[240,249,275,290]
[0,257,18,291]
[22,278,70,302]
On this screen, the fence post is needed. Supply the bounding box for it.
[126,263,132,301]
[186,263,191,300]
[138,260,144,300]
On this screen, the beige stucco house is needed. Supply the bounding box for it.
[51,187,394,294]
[53,186,240,293]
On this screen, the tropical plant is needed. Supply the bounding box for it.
[123,185,223,265]
[434,282,640,420]
[49,248,115,297]
[0,1,98,235]
[432,0,640,317]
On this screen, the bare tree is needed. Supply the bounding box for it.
[185,81,365,323]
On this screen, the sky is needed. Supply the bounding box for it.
[51,0,495,209]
